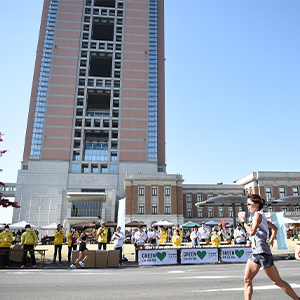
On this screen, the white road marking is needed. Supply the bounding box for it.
[177,275,243,279]
[190,283,300,293]
[167,270,185,273]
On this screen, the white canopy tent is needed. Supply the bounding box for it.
[9,220,40,230]
[284,217,299,224]
[40,223,58,230]
[153,220,175,227]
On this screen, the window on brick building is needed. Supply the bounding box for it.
[207,193,213,199]
[165,186,170,196]
[279,187,285,198]
[295,206,300,211]
[267,206,273,212]
[218,207,224,218]
[280,206,288,212]
[165,205,170,214]
[197,194,203,202]
[229,208,233,218]
[208,208,214,218]
[139,186,144,196]
[152,186,157,196]
[187,209,192,218]
[152,204,157,214]
[293,187,299,196]
[139,204,144,214]
[187,194,192,203]
[266,187,272,199]
[197,208,203,218]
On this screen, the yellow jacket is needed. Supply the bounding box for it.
[172,234,182,246]
[159,230,168,244]
[0,230,13,247]
[97,227,108,243]
[21,230,38,245]
[54,229,65,245]
[211,233,221,247]
[67,231,79,247]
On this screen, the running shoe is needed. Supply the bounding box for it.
[70,264,77,269]
[79,261,84,268]
[21,265,25,268]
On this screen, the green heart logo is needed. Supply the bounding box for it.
[197,251,207,260]
[235,249,244,259]
[156,252,167,261]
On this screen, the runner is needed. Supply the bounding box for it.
[239,194,300,300]
[70,226,90,269]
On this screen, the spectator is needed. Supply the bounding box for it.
[199,222,210,242]
[0,225,13,268]
[211,227,221,247]
[96,222,108,250]
[218,223,225,241]
[149,226,160,247]
[21,224,38,268]
[112,226,124,264]
[234,223,246,245]
[172,229,182,246]
[70,226,91,269]
[159,226,167,244]
[173,224,183,238]
[190,225,201,247]
[67,227,79,263]
[53,224,65,264]
[134,225,147,245]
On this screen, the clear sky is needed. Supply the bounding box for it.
[1,0,300,194]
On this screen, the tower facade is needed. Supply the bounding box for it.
[13,0,165,226]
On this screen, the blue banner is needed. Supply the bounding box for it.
[272,212,288,250]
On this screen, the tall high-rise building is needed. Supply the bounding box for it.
[13,0,165,226]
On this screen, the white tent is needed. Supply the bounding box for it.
[284,217,298,224]
[0,224,5,229]
[153,220,175,227]
[9,220,40,230]
[40,223,58,230]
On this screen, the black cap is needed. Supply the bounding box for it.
[57,224,62,228]
[82,226,88,230]
[4,224,9,229]
[25,224,31,228]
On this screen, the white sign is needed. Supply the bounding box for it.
[181,248,219,264]
[139,249,178,266]
[220,247,252,262]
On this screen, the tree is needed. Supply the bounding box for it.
[0,132,21,208]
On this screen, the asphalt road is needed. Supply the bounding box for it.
[1,260,300,300]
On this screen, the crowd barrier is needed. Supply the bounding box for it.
[138,246,252,266]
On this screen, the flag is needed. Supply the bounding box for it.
[272,212,288,250]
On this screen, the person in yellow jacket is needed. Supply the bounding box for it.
[211,227,221,247]
[96,222,108,250]
[21,224,38,268]
[173,224,183,237]
[172,229,182,247]
[159,226,168,244]
[67,227,79,263]
[53,224,65,264]
[0,225,14,268]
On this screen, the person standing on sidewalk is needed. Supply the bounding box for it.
[96,222,108,250]
[70,226,90,269]
[53,224,65,264]
[112,226,124,265]
[239,194,300,300]
[0,225,13,268]
[21,224,38,268]
[67,227,79,263]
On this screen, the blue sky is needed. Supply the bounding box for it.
[1,0,300,196]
